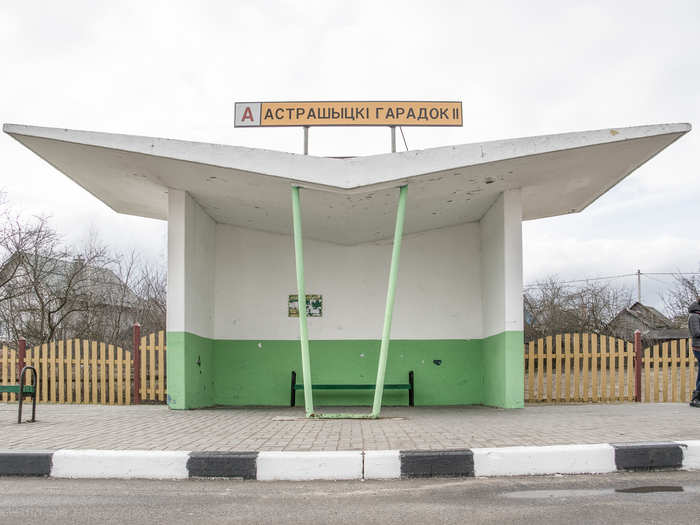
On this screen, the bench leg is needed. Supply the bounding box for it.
[290,371,296,407]
[408,370,414,407]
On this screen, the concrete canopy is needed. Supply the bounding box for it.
[3,122,690,245]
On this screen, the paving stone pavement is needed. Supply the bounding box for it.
[1,402,699,451]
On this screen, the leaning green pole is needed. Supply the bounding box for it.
[370,184,408,418]
[291,185,314,417]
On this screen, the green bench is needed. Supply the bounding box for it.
[290,370,414,407]
[0,365,38,424]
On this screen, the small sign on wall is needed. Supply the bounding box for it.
[289,294,322,317]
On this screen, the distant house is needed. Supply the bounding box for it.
[608,302,688,342]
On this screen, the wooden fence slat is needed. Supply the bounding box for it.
[554,335,562,402]
[91,341,98,404]
[616,339,623,401]
[537,337,544,400]
[10,348,17,402]
[545,336,552,401]
[564,334,571,401]
[600,336,608,402]
[158,331,165,402]
[66,339,73,404]
[681,339,690,403]
[653,344,660,402]
[527,341,534,402]
[582,334,590,402]
[41,343,48,403]
[117,347,124,404]
[149,332,156,401]
[126,351,132,405]
[108,344,115,405]
[644,346,651,402]
[671,340,679,403]
[1,346,7,402]
[80,340,88,404]
[591,334,598,402]
[49,342,56,403]
[99,342,106,404]
[662,342,669,403]
[573,334,580,401]
[607,336,615,401]
[141,336,147,401]
[58,340,64,403]
[626,342,634,401]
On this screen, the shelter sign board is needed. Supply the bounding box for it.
[235,101,462,127]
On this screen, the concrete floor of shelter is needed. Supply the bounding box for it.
[0,402,698,451]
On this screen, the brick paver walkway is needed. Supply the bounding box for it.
[1,403,698,451]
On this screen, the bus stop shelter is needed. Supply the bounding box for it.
[3,121,690,411]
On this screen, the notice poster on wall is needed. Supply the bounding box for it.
[288,294,323,317]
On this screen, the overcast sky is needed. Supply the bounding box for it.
[1,1,699,310]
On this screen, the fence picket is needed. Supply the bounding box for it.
[573,334,580,401]
[681,339,688,402]
[1,346,7,402]
[10,348,17,402]
[49,342,56,403]
[671,340,679,403]
[591,334,598,402]
[41,343,48,403]
[607,336,615,401]
[599,336,607,403]
[537,338,544,401]
[117,347,124,404]
[564,334,572,401]
[108,344,115,405]
[149,332,156,401]
[140,336,147,401]
[582,334,590,401]
[527,341,534,401]
[662,343,669,403]
[158,331,165,402]
[126,350,132,405]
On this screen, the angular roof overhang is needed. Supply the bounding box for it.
[3,122,690,244]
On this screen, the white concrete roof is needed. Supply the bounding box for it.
[3,122,690,244]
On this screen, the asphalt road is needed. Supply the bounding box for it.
[2,471,700,524]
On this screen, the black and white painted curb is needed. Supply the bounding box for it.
[1,441,699,480]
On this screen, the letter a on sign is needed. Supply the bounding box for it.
[234,102,261,127]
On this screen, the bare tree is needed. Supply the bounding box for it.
[524,276,633,341]
[663,270,700,326]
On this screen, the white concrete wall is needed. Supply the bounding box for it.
[480,190,524,337]
[213,222,482,340]
[167,190,216,338]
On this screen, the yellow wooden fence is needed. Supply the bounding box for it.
[0,331,166,405]
[525,334,698,403]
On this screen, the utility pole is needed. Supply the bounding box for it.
[637,269,641,303]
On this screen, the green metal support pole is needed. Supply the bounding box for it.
[291,185,314,417]
[371,184,408,417]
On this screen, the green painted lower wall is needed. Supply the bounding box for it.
[166,331,215,409]
[166,332,524,409]
[481,330,524,409]
[213,339,483,406]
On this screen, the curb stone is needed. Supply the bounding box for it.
[0,441,697,480]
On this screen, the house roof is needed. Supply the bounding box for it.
[609,301,674,331]
[3,122,690,244]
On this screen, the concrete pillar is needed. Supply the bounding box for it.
[166,189,216,409]
[479,189,524,408]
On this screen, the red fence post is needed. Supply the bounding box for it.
[133,323,141,404]
[17,337,26,382]
[634,330,642,402]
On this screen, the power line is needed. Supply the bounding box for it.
[524,270,700,290]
